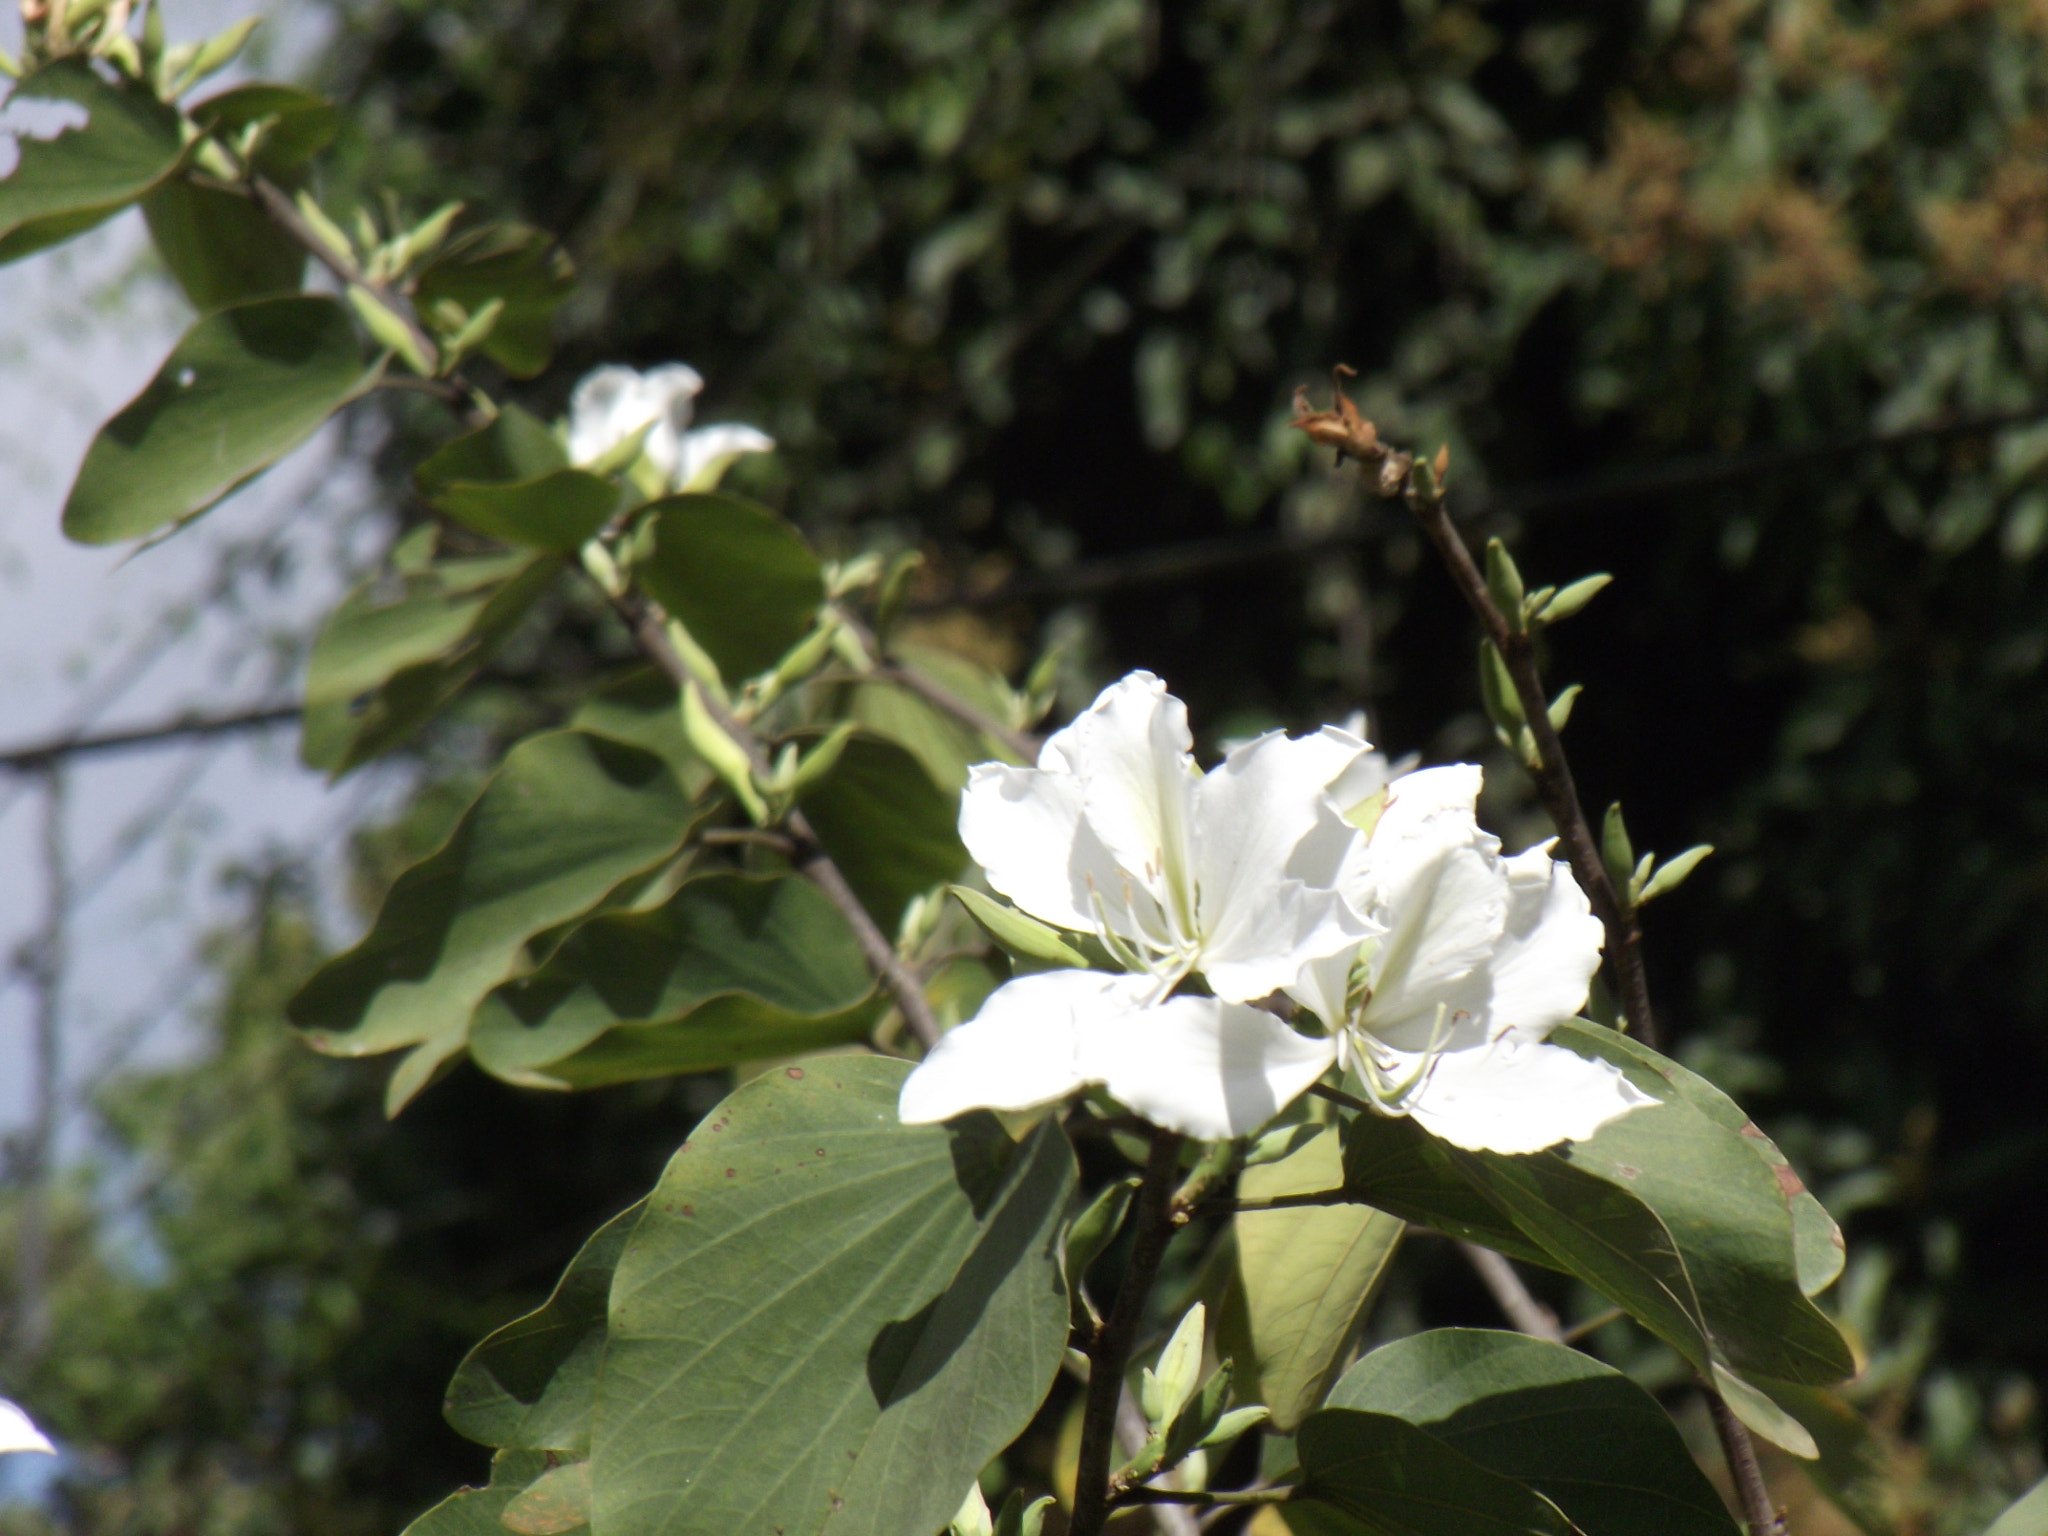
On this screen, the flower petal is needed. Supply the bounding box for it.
[0,1397,53,1456]
[1088,997,1336,1139]
[1193,727,1376,998]
[1363,840,1506,1049]
[1401,1038,1655,1154]
[1487,845,1605,1042]
[959,762,1095,932]
[1359,763,1491,914]
[675,422,775,493]
[898,970,1150,1123]
[1063,673,1199,915]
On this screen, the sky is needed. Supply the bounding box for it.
[0,0,404,1161]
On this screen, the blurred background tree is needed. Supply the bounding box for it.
[8,0,2048,1531]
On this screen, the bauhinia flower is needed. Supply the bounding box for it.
[566,363,774,493]
[899,672,1652,1153]
[899,671,1378,1139]
[1284,764,1653,1154]
[0,1396,54,1456]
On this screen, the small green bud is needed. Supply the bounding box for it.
[948,1485,993,1536]
[1547,683,1582,733]
[438,297,503,373]
[1638,844,1713,904]
[680,680,767,824]
[1064,1175,1139,1288]
[1534,572,1613,626]
[992,1491,1054,1536]
[1629,852,1656,904]
[347,285,435,377]
[1140,1303,1206,1430]
[874,550,925,641]
[781,721,858,801]
[1485,538,1527,631]
[1602,803,1635,901]
[1478,640,1524,729]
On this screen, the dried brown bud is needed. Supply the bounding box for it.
[1433,443,1450,481]
[1290,368,1384,464]
[1377,451,1413,497]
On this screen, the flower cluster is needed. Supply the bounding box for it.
[900,672,1651,1152]
[566,363,774,493]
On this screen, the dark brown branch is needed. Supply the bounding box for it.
[0,703,300,772]
[1071,1126,1185,1536]
[625,602,944,1051]
[1708,1385,1787,1536]
[1402,486,1657,1047]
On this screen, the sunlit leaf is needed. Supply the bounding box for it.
[63,294,377,544]
[592,1057,1075,1536]
[634,492,824,681]
[0,61,184,263]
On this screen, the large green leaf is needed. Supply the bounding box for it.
[290,730,697,1113]
[797,734,968,932]
[1292,1408,1572,1536]
[1225,1126,1403,1431]
[413,221,573,378]
[0,61,183,263]
[592,1056,1075,1536]
[468,873,881,1089]
[300,541,558,775]
[1552,1021,1845,1297]
[63,294,377,544]
[633,493,824,681]
[1325,1329,1738,1536]
[446,1201,644,1455]
[416,406,621,552]
[143,178,305,312]
[402,1449,558,1536]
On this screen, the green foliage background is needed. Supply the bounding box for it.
[10,0,2048,1531]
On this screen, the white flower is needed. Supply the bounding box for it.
[1286,764,1654,1154]
[899,672,1377,1139]
[565,363,773,492]
[0,1397,53,1456]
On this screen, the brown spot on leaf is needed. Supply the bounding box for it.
[786,1066,805,1079]
[1773,1162,1808,1199]
[725,1168,737,1178]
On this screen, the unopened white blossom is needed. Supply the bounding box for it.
[0,1397,53,1456]
[565,363,773,492]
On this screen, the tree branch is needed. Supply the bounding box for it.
[624,599,944,1051]
[1709,1384,1787,1536]
[1071,1126,1185,1536]
[1457,1241,1563,1343]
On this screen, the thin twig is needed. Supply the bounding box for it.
[625,601,944,1050]
[1071,1127,1185,1536]
[1402,488,1658,1049]
[0,703,300,772]
[1708,1386,1787,1536]
[1294,385,1781,1532]
[1458,1241,1563,1344]
[1115,1487,1296,1509]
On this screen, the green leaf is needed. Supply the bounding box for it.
[1339,1111,1554,1269]
[467,872,881,1089]
[1326,1329,1738,1536]
[848,641,1030,788]
[0,62,184,264]
[289,730,697,1113]
[634,493,825,681]
[592,1057,1076,1536]
[1551,1021,1845,1297]
[1294,1408,1573,1536]
[300,544,559,775]
[445,1200,643,1454]
[413,220,572,378]
[143,178,305,311]
[416,406,620,551]
[950,886,1086,969]
[1638,844,1713,903]
[400,1449,554,1536]
[63,294,377,544]
[500,1461,591,1536]
[567,668,705,786]
[797,734,969,932]
[1226,1126,1403,1431]
[1986,1476,2048,1536]
[188,83,339,172]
